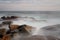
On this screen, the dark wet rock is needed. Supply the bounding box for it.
[18,24,26,29]
[2,21,12,25]
[7,16,10,18]
[18,24,28,33]
[1,16,5,20]
[0,34,3,38]
[18,24,33,34]
[6,30,11,34]
[1,16,19,20]
[11,16,18,19]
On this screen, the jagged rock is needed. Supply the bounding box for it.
[18,24,32,33]
[9,24,33,34]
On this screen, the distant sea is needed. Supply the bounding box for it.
[0,11,60,26]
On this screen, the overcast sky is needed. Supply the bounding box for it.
[0,0,60,11]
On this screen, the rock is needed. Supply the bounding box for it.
[0,28,6,35]
[9,24,33,35]
[20,35,60,40]
[0,34,3,38]
[1,16,5,20]
[2,34,11,40]
[41,24,60,38]
[18,24,33,34]
[10,25,19,31]
[1,16,19,20]
[11,16,18,19]
[2,21,12,25]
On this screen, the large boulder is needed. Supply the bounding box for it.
[9,24,33,34]
[17,24,33,34]
[19,35,60,40]
[41,24,60,38]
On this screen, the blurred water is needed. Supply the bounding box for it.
[0,11,60,38]
[0,11,48,35]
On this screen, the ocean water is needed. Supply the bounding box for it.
[0,11,60,38]
[0,11,47,35]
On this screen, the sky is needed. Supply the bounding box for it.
[0,0,60,11]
